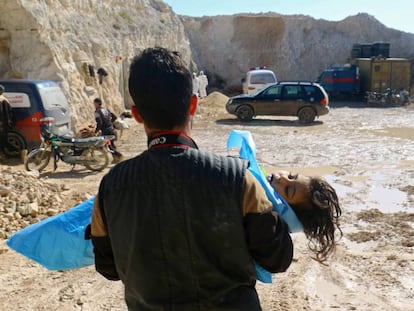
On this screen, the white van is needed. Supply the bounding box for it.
[242,68,277,94]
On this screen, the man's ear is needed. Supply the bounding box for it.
[131,105,143,123]
[189,94,198,116]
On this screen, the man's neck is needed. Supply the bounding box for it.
[144,121,192,138]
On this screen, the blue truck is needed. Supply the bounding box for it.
[316,63,361,98]
[317,58,411,100]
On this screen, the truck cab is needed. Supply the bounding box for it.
[317,64,360,97]
[0,79,72,154]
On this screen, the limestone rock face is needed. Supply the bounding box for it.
[0,0,191,129]
[1,2,413,130]
[181,13,414,92]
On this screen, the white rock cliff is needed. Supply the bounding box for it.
[0,0,191,129]
[181,13,414,92]
[1,2,413,129]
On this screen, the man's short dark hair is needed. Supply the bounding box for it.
[128,47,192,129]
[94,98,102,106]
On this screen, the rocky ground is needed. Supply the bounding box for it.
[1,92,414,310]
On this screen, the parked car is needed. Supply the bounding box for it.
[226,81,330,123]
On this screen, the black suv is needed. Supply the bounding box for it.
[225,81,329,123]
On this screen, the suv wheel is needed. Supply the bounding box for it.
[298,107,316,124]
[236,105,254,122]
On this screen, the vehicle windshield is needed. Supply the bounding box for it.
[38,86,70,110]
[262,85,281,96]
[251,88,266,96]
[252,84,279,97]
[250,73,276,84]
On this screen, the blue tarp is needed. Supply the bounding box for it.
[227,129,303,283]
[7,197,95,270]
[227,130,303,233]
[7,130,302,283]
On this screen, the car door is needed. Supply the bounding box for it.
[280,85,304,115]
[253,85,282,115]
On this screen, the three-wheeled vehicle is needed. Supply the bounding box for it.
[0,79,72,157]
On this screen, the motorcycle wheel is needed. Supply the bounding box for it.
[83,147,109,172]
[25,149,51,172]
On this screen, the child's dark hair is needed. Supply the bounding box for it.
[291,176,342,263]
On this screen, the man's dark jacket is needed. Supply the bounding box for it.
[92,145,293,310]
[0,97,14,131]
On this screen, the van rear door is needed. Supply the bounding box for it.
[1,79,72,149]
[36,81,72,136]
[243,69,277,94]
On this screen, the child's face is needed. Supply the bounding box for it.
[268,171,311,207]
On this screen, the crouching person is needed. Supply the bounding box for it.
[93,97,123,163]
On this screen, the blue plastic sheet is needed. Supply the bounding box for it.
[7,197,95,270]
[7,130,302,282]
[227,129,303,283]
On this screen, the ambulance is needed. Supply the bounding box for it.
[242,67,277,94]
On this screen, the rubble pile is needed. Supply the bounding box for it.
[0,166,78,239]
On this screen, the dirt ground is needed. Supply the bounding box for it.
[1,92,414,310]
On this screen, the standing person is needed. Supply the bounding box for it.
[198,70,208,98]
[90,47,293,311]
[399,87,409,105]
[93,97,123,163]
[0,85,14,160]
[192,72,199,97]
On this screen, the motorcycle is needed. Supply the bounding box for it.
[25,117,113,173]
[365,89,401,106]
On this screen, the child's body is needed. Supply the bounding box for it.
[267,171,342,263]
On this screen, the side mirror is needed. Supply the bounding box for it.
[39,117,55,124]
[241,78,246,83]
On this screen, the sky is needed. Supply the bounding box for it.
[163,0,413,34]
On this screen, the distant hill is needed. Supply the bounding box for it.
[180,13,414,94]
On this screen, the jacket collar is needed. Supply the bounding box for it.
[147,131,198,150]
